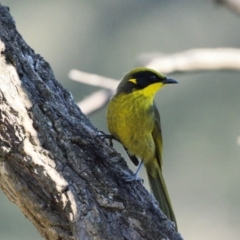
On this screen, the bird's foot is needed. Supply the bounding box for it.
[95,131,116,147]
[123,173,144,184]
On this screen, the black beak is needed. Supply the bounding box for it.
[163,77,178,84]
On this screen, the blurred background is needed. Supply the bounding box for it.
[1,1,240,239]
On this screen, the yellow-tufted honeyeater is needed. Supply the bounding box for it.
[106,67,178,229]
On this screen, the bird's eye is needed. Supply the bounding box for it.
[150,75,157,82]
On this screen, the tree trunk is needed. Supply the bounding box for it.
[0,5,182,240]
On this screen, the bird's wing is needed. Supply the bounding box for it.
[152,103,163,168]
[149,103,177,229]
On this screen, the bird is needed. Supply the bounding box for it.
[106,67,178,229]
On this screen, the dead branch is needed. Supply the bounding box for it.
[0,4,182,240]
[214,0,240,16]
[71,48,240,115]
[78,89,113,115]
[69,69,118,90]
[139,48,240,74]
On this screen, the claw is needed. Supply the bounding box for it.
[123,161,144,183]
[124,174,144,184]
[95,131,117,147]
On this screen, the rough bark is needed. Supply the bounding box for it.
[0,5,183,240]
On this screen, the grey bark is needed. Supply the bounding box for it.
[0,5,183,240]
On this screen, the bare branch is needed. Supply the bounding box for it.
[0,5,183,239]
[77,89,113,115]
[69,70,119,115]
[69,69,118,90]
[70,48,240,115]
[214,0,240,16]
[142,48,240,74]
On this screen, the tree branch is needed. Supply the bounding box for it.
[70,48,240,115]
[0,4,182,240]
[69,69,118,90]
[138,48,240,74]
[78,89,113,115]
[214,0,240,16]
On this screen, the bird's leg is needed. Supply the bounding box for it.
[95,131,118,147]
[124,147,139,166]
[96,132,143,182]
[124,160,144,183]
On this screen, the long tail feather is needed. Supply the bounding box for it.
[147,169,177,230]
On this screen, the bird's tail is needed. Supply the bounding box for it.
[147,169,177,230]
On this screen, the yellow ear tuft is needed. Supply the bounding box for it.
[128,78,137,84]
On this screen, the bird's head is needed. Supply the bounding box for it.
[116,68,178,97]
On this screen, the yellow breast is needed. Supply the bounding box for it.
[107,90,156,162]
